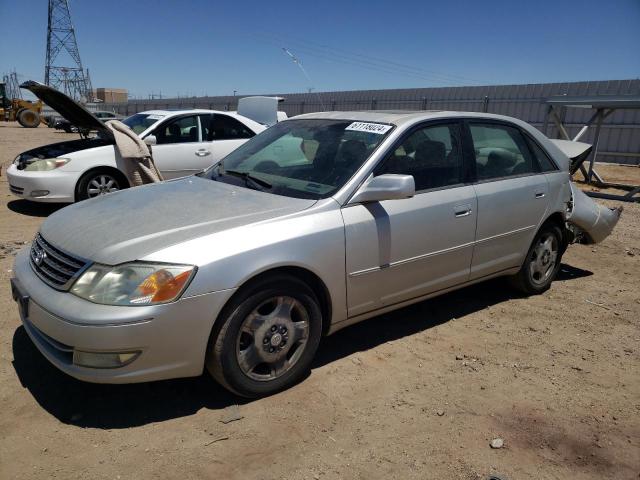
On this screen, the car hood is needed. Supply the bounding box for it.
[20,80,113,138]
[39,177,316,265]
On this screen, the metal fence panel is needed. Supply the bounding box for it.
[102,79,640,164]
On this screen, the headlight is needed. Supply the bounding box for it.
[24,158,70,171]
[70,262,196,306]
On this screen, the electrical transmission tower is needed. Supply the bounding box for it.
[45,0,93,101]
[3,71,23,99]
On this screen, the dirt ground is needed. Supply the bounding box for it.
[0,122,638,480]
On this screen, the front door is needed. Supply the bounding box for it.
[342,122,478,317]
[150,114,213,179]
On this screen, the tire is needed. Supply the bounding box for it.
[509,223,564,295]
[17,109,40,128]
[206,274,323,398]
[76,169,125,201]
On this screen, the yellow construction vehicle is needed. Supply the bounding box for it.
[0,81,45,128]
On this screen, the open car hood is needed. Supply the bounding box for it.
[20,80,113,139]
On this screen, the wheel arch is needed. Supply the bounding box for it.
[218,265,333,337]
[75,166,130,201]
[541,210,568,252]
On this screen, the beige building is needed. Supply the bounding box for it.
[94,88,128,103]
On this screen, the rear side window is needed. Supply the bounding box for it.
[376,123,464,191]
[470,123,535,180]
[526,137,558,172]
[201,114,255,141]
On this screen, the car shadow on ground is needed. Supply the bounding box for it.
[11,263,592,430]
[7,199,66,217]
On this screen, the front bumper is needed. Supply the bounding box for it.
[11,247,236,383]
[6,163,77,203]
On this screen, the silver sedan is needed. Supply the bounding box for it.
[10,110,620,397]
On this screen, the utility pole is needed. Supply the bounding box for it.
[45,0,92,101]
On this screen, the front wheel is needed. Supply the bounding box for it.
[17,109,40,128]
[509,224,563,295]
[76,170,124,201]
[206,274,323,397]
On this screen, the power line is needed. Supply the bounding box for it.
[282,48,326,109]
[257,33,488,86]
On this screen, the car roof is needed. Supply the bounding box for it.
[293,110,527,127]
[133,109,266,133]
[137,109,216,116]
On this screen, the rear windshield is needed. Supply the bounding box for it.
[122,113,164,135]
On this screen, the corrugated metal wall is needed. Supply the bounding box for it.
[103,79,640,165]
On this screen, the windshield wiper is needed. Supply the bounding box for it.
[223,170,273,190]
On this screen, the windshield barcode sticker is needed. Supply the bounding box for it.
[345,122,392,134]
[147,114,165,120]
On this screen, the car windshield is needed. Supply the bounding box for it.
[204,119,393,199]
[122,113,165,135]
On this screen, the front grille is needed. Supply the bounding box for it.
[9,184,24,195]
[30,233,89,290]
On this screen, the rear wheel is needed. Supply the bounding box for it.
[17,109,40,128]
[207,274,323,397]
[509,224,563,295]
[76,170,125,201]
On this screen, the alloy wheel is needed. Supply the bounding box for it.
[235,296,310,381]
[528,232,559,286]
[87,174,120,198]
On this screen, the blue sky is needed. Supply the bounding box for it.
[1,0,639,98]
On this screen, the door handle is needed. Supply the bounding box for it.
[195,149,211,157]
[454,204,472,217]
[535,192,546,199]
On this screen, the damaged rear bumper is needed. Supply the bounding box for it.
[566,182,622,244]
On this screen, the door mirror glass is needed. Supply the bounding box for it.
[144,135,157,146]
[350,174,415,204]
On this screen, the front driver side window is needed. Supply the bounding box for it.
[154,115,200,145]
[376,123,464,191]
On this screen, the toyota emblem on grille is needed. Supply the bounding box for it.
[34,249,47,266]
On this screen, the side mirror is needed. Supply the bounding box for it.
[349,174,415,204]
[144,135,157,146]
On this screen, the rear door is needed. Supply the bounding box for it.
[200,113,256,164]
[149,114,212,179]
[466,121,550,279]
[342,121,478,317]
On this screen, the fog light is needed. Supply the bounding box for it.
[73,350,141,369]
[30,190,50,197]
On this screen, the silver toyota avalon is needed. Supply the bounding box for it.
[10,110,620,397]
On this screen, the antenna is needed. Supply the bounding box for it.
[282,48,326,111]
[45,0,92,101]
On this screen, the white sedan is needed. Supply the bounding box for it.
[7,82,269,202]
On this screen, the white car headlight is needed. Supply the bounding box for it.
[70,262,196,306]
[24,158,70,171]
